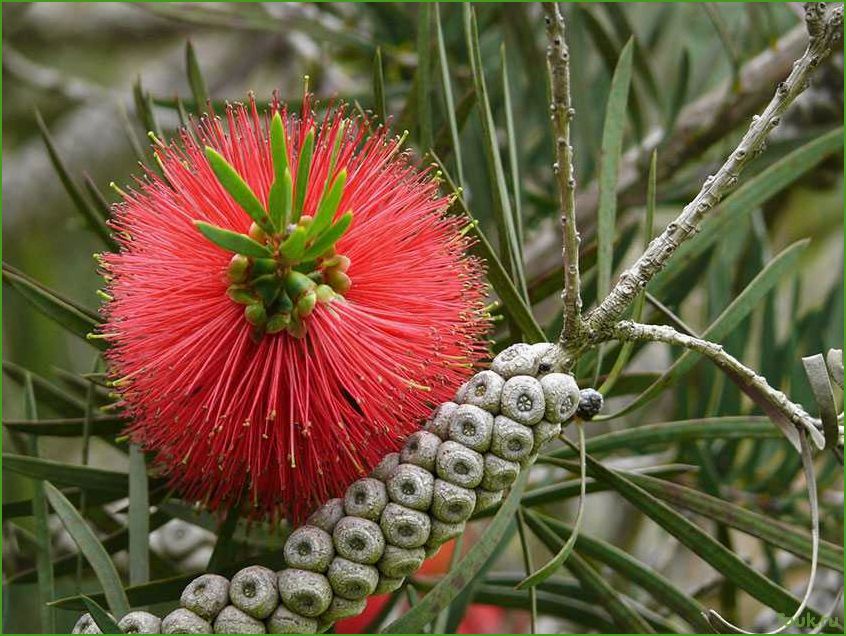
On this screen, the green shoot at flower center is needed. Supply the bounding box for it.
[193,113,354,340]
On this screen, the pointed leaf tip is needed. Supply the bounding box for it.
[204,148,273,233]
[193,221,273,258]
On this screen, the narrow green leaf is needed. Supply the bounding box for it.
[651,128,843,295]
[44,482,130,618]
[604,240,809,423]
[526,511,711,631]
[432,87,475,161]
[665,47,690,135]
[517,425,587,589]
[185,41,209,112]
[205,147,273,232]
[35,110,116,250]
[207,504,242,573]
[515,511,537,632]
[82,173,113,224]
[3,416,124,437]
[133,76,161,138]
[416,4,433,151]
[549,416,777,461]
[82,596,122,634]
[501,43,524,255]
[702,4,741,89]
[802,354,839,450]
[526,515,653,634]
[599,150,655,395]
[25,375,57,633]
[578,7,645,140]
[601,5,662,110]
[461,582,617,630]
[463,5,528,304]
[3,263,104,349]
[270,113,290,184]
[626,472,843,572]
[434,4,465,189]
[302,212,353,261]
[432,152,544,343]
[443,523,517,633]
[269,169,293,232]
[293,128,315,221]
[309,170,346,240]
[3,454,131,493]
[372,47,387,123]
[580,452,831,627]
[3,360,88,416]
[596,38,634,306]
[382,470,529,632]
[128,444,150,585]
[193,221,272,258]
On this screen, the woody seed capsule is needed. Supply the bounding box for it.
[344,478,388,521]
[333,516,385,564]
[306,498,345,534]
[284,525,334,573]
[181,573,230,620]
[492,343,539,379]
[161,608,212,634]
[424,402,458,439]
[540,373,581,423]
[431,479,476,523]
[230,566,279,619]
[380,502,431,548]
[500,376,545,426]
[266,605,318,634]
[448,404,494,452]
[118,611,161,634]
[474,488,504,513]
[327,557,379,600]
[425,519,464,549]
[72,614,102,634]
[386,463,434,510]
[213,605,266,634]
[480,454,520,491]
[461,370,505,413]
[533,419,562,450]
[378,544,426,578]
[277,569,333,617]
[318,596,367,623]
[370,452,400,481]
[373,576,405,594]
[489,416,535,461]
[400,431,442,471]
[436,441,484,489]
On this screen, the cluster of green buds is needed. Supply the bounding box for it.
[194,113,353,340]
[72,344,595,635]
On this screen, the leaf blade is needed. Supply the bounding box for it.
[205,147,272,232]
[596,38,635,306]
[44,482,131,618]
[193,221,272,258]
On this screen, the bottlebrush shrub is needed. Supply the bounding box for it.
[98,94,490,522]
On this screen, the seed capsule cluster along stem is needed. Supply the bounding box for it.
[72,344,582,634]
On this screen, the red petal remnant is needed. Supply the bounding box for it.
[100,95,490,522]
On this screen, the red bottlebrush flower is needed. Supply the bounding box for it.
[100,95,489,522]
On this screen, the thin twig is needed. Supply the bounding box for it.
[585,3,843,335]
[543,3,583,350]
[611,320,824,446]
